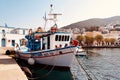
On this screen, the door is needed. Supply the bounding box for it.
[12,40,15,46]
[1,38,6,47]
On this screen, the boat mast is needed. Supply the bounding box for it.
[43,4,53,31]
[43,4,62,31]
[48,4,62,28]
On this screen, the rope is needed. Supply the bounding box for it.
[28,51,57,80]
[32,65,49,73]
[28,65,55,80]
[32,50,57,73]
[70,46,97,80]
[75,56,98,80]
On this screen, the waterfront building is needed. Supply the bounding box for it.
[0,26,28,47]
[83,31,102,37]
[71,33,82,40]
[103,31,120,39]
[102,30,120,46]
[113,24,120,30]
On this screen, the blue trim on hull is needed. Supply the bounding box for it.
[19,46,76,54]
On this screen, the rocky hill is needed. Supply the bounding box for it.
[62,16,120,29]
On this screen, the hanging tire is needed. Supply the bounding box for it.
[5,50,11,55]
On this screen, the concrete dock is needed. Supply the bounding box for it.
[0,55,28,80]
[71,56,97,80]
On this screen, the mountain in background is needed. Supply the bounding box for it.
[62,16,120,29]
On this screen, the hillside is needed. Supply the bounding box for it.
[62,16,120,29]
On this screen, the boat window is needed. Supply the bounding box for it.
[67,36,70,41]
[55,35,58,41]
[55,35,69,41]
[59,35,61,41]
[65,36,67,41]
[62,35,64,41]
[47,36,50,49]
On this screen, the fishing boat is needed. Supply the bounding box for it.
[14,4,77,68]
[75,46,87,58]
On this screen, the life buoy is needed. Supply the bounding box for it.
[5,50,11,55]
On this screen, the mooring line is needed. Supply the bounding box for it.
[28,64,55,80]
[75,57,98,80]
[27,53,57,80]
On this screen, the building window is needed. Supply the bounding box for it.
[23,30,25,35]
[2,30,5,36]
[2,30,5,33]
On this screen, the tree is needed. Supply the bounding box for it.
[109,38,116,45]
[84,36,94,46]
[76,35,84,45]
[95,34,103,46]
[104,38,109,46]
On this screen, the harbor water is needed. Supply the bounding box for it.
[16,59,73,80]
[78,48,120,80]
[16,48,120,80]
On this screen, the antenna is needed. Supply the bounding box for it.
[48,4,62,24]
[49,4,53,14]
[43,12,47,30]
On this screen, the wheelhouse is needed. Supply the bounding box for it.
[50,32,71,49]
[25,32,71,51]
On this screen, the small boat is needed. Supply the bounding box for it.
[14,4,77,68]
[75,46,87,57]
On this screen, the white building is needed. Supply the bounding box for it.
[0,26,28,47]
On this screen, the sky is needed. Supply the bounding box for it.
[0,0,120,30]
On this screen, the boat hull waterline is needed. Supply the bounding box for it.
[17,46,76,67]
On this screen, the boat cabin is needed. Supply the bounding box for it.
[51,32,71,49]
[25,31,71,51]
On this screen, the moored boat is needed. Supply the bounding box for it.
[75,46,87,58]
[14,4,77,68]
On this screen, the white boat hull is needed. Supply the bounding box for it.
[76,51,87,56]
[17,46,76,67]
